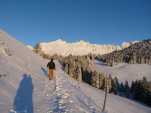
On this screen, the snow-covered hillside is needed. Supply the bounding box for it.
[0,30,151,113]
[0,30,102,113]
[36,39,121,56]
[0,30,51,113]
[94,60,151,83]
[26,45,34,50]
[121,41,139,49]
[70,78,151,113]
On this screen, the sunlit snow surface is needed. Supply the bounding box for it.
[94,60,151,83]
[0,30,102,113]
[0,30,151,113]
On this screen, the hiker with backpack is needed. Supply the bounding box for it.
[47,58,56,80]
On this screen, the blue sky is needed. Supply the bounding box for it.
[0,0,151,46]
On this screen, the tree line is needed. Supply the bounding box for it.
[59,55,151,107]
[97,39,151,66]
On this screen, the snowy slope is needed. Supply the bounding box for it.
[48,61,151,113]
[26,45,34,50]
[94,60,151,83]
[58,63,151,113]
[0,30,102,113]
[71,79,151,113]
[121,41,139,49]
[0,30,151,113]
[36,39,121,56]
[0,30,54,113]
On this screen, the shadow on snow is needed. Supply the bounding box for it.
[41,67,48,77]
[13,74,33,113]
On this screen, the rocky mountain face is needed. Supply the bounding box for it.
[34,39,121,57]
[98,39,151,66]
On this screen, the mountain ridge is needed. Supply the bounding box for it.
[34,39,122,56]
[98,39,151,66]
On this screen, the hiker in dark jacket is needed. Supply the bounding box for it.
[47,58,56,80]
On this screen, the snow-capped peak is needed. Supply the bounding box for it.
[53,38,66,44]
[36,39,122,56]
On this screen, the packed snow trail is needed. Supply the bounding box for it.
[47,61,102,113]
